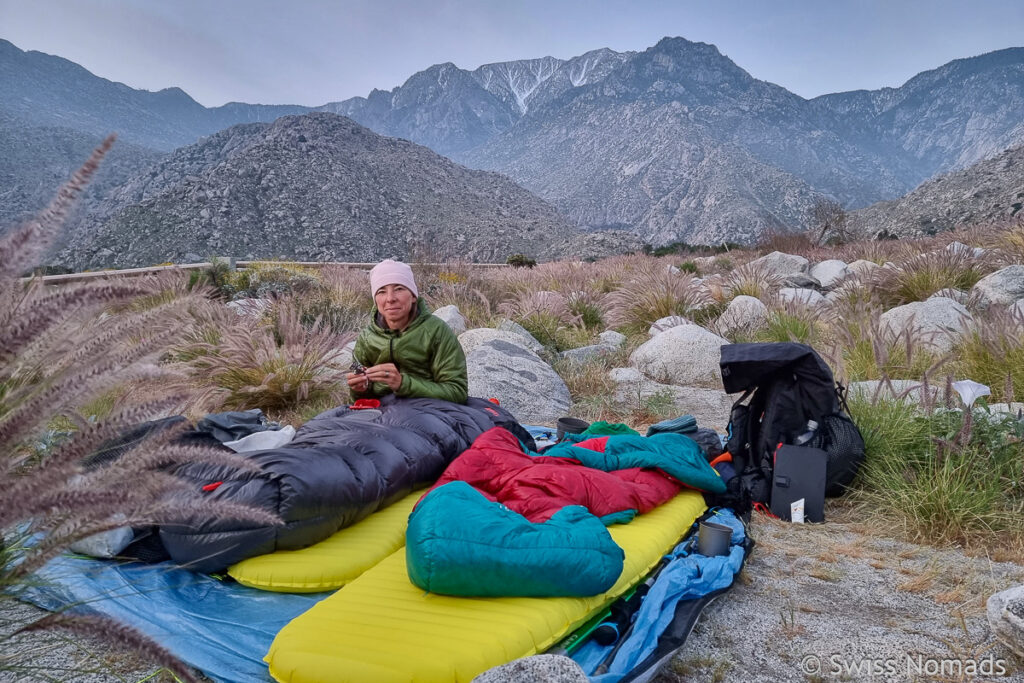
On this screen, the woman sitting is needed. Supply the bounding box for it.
[346,259,468,403]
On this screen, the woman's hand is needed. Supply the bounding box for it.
[365,363,402,392]
[346,371,370,392]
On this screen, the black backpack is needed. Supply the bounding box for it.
[717,342,865,515]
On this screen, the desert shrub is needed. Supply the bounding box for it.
[297,290,367,335]
[219,261,326,301]
[506,253,537,269]
[1,137,274,681]
[953,307,1024,403]
[689,300,728,328]
[722,262,782,301]
[757,227,818,255]
[320,265,370,305]
[497,291,590,351]
[829,304,947,382]
[176,297,353,416]
[868,247,997,308]
[712,256,734,272]
[753,304,824,345]
[850,397,1024,547]
[602,263,708,334]
[983,218,1024,264]
[188,258,233,294]
[678,260,699,274]
[552,354,621,423]
[419,264,513,329]
[566,292,604,329]
[552,343,677,426]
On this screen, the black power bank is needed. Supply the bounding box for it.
[770,445,827,523]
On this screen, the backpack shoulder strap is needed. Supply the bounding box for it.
[836,382,852,415]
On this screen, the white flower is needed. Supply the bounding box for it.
[951,379,990,408]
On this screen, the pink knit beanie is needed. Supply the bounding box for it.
[369,259,418,298]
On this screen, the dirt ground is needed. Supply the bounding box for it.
[659,505,1024,683]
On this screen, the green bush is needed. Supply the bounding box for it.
[678,260,699,274]
[754,309,822,345]
[518,312,592,352]
[954,309,1024,402]
[849,398,1024,547]
[506,253,537,269]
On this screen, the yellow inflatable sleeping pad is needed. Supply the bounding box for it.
[265,490,706,682]
[229,490,422,593]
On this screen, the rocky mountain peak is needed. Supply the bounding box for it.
[472,56,563,114]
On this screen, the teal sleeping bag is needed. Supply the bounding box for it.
[406,481,624,597]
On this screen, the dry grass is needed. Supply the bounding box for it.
[1,137,279,683]
[601,261,707,333]
[174,296,353,417]
[896,565,941,593]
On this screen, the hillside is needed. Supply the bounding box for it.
[59,113,639,269]
[852,144,1024,237]
[0,110,164,229]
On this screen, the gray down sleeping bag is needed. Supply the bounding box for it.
[160,395,532,572]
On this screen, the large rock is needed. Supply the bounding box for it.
[496,319,545,350]
[879,298,972,353]
[459,328,544,355]
[748,251,809,279]
[717,295,768,335]
[559,343,618,363]
[608,367,735,431]
[971,265,1024,310]
[598,330,627,348]
[225,298,271,318]
[777,288,828,308]
[630,325,728,388]
[809,260,849,290]
[847,379,942,405]
[987,586,1024,659]
[472,655,588,683]
[928,288,970,306]
[647,315,693,337]
[946,241,986,259]
[432,305,467,335]
[466,339,570,424]
[325,339,356,372]
[780,272,821,290]
[846,259,882,279]
[989,402,1024,416]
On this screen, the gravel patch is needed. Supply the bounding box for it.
[658,508,1024,682]
[0,598,197,682]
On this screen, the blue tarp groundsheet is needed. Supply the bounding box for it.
[17,555,326,683]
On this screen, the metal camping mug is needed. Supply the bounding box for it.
[697,521,732,557]
[555,416,590,442]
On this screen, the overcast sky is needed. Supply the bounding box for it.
[2,0,1022,107]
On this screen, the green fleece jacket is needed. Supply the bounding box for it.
[350,298,468,403]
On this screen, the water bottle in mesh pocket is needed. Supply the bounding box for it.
[810,412,866,496]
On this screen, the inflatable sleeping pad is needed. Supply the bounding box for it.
[264,490,706,682]
[228,490,422,592]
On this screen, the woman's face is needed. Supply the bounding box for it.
[374,284,417,330]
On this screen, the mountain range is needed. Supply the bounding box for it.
[2,36,1023,266]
